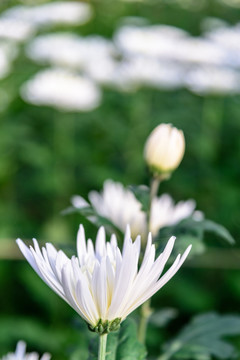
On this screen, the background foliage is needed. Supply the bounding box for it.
[0,0,240,358]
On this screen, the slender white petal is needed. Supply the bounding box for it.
[17,225,191,328]
[72,180,199,240]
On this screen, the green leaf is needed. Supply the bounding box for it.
[176,218,235,244]
[149,308,178,328]
[173,234,206,259]
[88,319,147,360]
[198,219,235,244]
[161,313,240,360]
[115,319,147,360]
[62,205,122,238]
[155,217,234,261]
[128,185,150,213]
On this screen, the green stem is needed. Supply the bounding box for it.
[98,334,108,360]
[138,299,152,344]
[138,177,161,344]
[150,177,160,202]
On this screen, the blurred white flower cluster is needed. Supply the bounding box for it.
[1,341,50,360]
[21,68,101,112]
[2,1,240,110]
[0,1,94,111]
[72,179,199,239]
[22,16,240,110]
[1,2,92,39]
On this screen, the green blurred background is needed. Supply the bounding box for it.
[0,0,240,358]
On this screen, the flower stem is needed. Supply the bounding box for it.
[138,177,160,344]
[98,334,108,360]
[150,177,160,202]
[138,299,152,344]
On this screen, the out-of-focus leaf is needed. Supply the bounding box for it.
[88,319,147,360]
[173,235,206,258]
[0,316,87,356]
[198,219,235,244]
[128,185,150,213]
[155,216,234,261]
[149,308,178,328]
[175,218,235,244]
[62,205,122,237]
[160,313,240,360]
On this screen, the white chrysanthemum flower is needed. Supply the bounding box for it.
[72,180,147,238]
[20,68,101,112]
[26,34,116,70]
[0,19,34,41]
[114,24,189,59]
[150,194,196,236]
[185,65,240,95]
[17,225,191,333]
[2,341,50,360]
[71,180,197,239]
[113,56,184,91]
[3,2,92,27]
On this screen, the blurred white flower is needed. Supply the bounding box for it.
[0,19,34,41]
[26,33,116,71]
[114,24,189,59]
[2,341,50,360]
[150,194,196,236]
[20,68,101,112]
[115,24,230,67]
[112,56,184,90]
[2,2,92,27]
[206,24,240,67]
[185,65,240,95]
[144,123,185,175]
[84,180,146,238]
[173,37,227,66]
[0,43,18,79]
[72,180,197,238]
[17,225,191,332]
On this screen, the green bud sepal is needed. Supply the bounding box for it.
[88,318,121,334]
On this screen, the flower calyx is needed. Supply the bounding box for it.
[88,318,121,335]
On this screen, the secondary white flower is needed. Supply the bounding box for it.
[185,66,240,95]
[20,68,101,112]
[26,33,116,71]
[71,180,197,239]
[17,225,191,333]
[113,56,184,91]
[2,341,50,360]
[2,2,92,28]
[72,180,147,238]
[144,123,185,176]
[114,24,188,59]
[0,19,34,41]
[150,194,196,236]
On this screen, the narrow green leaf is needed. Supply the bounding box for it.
[199,219,235,244]
[161,313,240,360]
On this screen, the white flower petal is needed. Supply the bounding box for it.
[17,225,191,328]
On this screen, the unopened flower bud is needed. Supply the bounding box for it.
[144,123,185,177]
